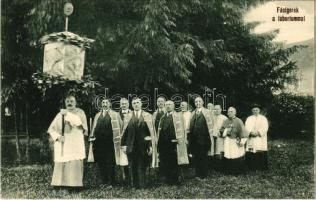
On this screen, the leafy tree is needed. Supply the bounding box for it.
[1,0,41,163]
[26,1,302,112]
[2,0,305,147]
[1,0,99,163]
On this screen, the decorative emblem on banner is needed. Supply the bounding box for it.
[40,32,94,80]
[39,3,94,81]
[64,3,74,16]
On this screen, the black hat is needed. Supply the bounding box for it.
[251,103,261,109]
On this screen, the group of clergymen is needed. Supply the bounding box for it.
[47,94,269,190]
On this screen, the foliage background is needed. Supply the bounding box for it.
[1,1,314,198]
[1,0,314,156]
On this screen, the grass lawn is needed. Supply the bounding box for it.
[1,139,314,199]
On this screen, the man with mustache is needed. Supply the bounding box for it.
[121,97,158,188]
[118,97,132,184]
[119,98,131,120]
[153,96,166,133]
[90,98,123,185]
[47,94,88,190]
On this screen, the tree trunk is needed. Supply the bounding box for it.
[25,102,30,163]
[13,102,21,164]
[19,105,23,132]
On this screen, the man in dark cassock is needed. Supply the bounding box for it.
[153,96,166,133]
[118,97,131,183]
[157,101,189,185]
[152,96,166,180]
[119,98,131,120]
[90,99,123,185]
[121,97,158,188]
[188,97,214,179]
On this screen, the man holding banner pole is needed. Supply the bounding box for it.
[47,94,88,189]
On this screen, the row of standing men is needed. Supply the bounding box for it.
[47,95,269,189]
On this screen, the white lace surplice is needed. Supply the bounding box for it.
[245,115,269,153]
[48,111,87,162]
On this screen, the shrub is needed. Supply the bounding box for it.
[1,136,53,166]
[267,93,314,139]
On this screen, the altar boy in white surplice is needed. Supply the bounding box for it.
[48,95,88,189]
[245,104,269,170]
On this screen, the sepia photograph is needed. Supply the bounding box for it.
[1,0,315,199]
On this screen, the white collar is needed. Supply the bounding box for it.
[196,108,203,112]
[122,109,129,113]
[102,109,110,116]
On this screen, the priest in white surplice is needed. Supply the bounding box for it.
[48,95,88,188]
[245,104,269,170]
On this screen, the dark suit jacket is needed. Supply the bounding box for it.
[157,114,176,154]
[189,112,210,147]
[121,111,151,156]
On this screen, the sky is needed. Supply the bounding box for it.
[244,0,314,44]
